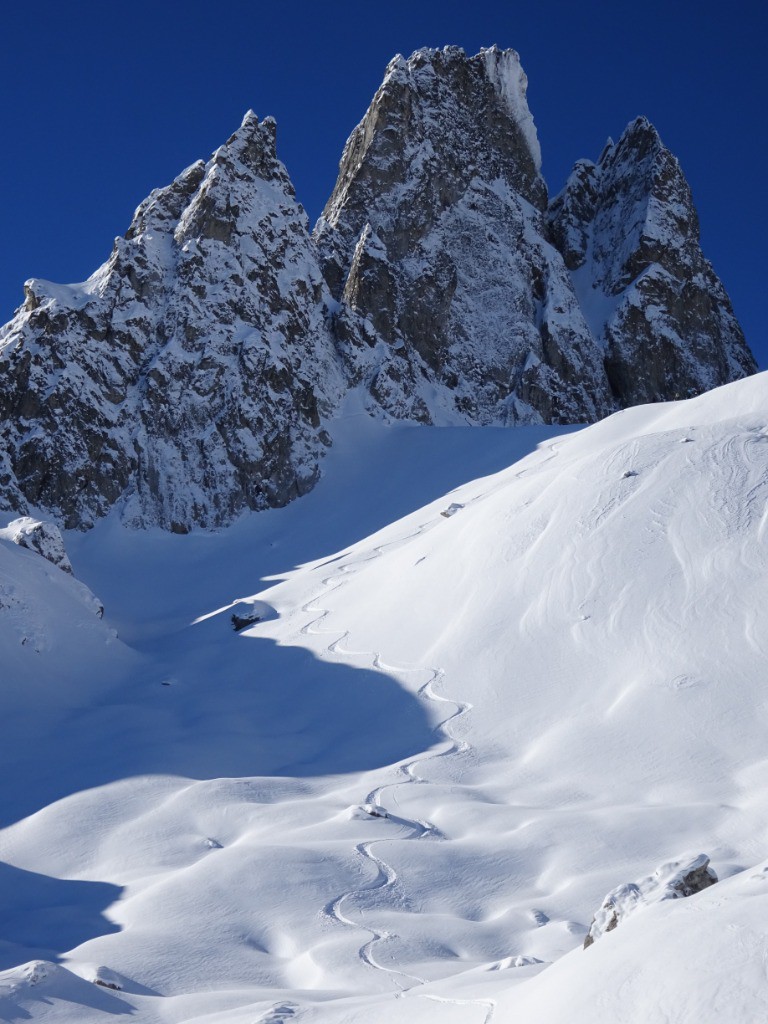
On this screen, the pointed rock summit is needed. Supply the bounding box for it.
[548,116,754,403]
[0,112,342,531]
[315,46,613,425]
[0,49,756,530]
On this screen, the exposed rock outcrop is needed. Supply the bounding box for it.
[315,46,614,426]
[5,517,73,574]
[548,118,755,404]
[0,113,342,531]
[583,853,718,948]
[0,49,756,531]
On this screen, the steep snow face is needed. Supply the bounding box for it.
[548,117,756,404]
[315,46,613,426]
[0,113,343,531]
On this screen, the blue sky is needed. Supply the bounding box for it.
[1,0,765,365]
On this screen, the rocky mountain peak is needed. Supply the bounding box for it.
[0,111,342,531]
[548,116,755,404]
[315,46,615,426]
[0,50,757,532]
[318,47,547,295]
[213,111,281,188]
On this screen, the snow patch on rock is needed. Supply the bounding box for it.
[583,853,718,948]
[3,517,73,574]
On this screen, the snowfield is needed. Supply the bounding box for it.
[2,374,768,1022]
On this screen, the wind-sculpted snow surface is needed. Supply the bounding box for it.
[0,112,343,531]
[2,378,768,1021]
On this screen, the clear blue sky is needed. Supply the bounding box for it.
[1,0,765,365]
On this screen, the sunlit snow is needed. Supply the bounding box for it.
[2,374,768,1022]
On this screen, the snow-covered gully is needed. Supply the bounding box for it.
[299,524,497,1022]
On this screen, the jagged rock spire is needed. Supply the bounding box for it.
[315,46,614,426]
[548,116,755,403]
[0,113,342,531]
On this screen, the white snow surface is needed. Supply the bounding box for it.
[2,373,768,1021]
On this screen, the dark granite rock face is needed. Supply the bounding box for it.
[548,118,756,405]
[0,113,342,530]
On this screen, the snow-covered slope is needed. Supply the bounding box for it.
[2,373,768,1021]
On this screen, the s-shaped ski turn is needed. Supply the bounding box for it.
[299,518,497,1021]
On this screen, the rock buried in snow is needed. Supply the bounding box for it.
[92,966,122,991]
[440,503,464,518]
[362,803,388,818]
[230,599,277,631]
[6,517,73,574]
[232,612,262,632]
[20,959,53,986]
[583,853,717,948]
[490,955,545,970]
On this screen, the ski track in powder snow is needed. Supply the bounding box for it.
[298,521,497,1022]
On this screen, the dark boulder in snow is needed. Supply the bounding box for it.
[232,611,262,632]
[583,853,718,948]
